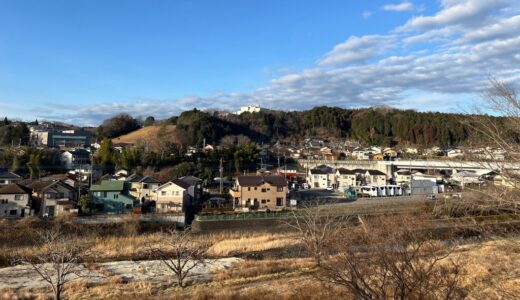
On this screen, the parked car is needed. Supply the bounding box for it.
[326,186,334,191]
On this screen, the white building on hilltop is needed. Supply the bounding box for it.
[236,105,264,115]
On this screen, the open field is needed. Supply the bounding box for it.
[1,233,518,299]
[111,125,177,145]
[1,202,519,299]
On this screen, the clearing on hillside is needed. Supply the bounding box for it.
[112,125,177,145]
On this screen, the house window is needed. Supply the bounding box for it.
[161,191,166,196]
[113,194,119,199]
[143,184,148,189]
[254,187,257,190]
[277,187,284,192]
[248,187,251,191]
[1,199,7,204]
[276,198,283,206]
[9,210,17,215]
[261,188,266,193]
[261,199,266,204]
[15,195,22,200]
[175,191,180,196]
[102,192,107,198]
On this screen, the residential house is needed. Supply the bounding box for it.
[28,180,77,217]
[363,170,387,186]
[229,175,288,210]
[40,173,79,189]
[451,171,482,187]
[371,153,385,161]
[320,147,336,160]
[179,176,203,206]
[352,149,371,160]
[0,183,32,218]
[425,146,443,156]
[367,146,382,154]
[404,147,418,154]
[307,165,334,188]
[0,169,21,186]
[395,170,412,185]
[154,179,191,213]
[90,180,135,213]
[335,168,357,190]
[126,174,161,203]
[383,148,398,159]
[114,169,130,180]
[60,149,91,170]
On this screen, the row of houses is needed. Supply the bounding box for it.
[0,167,203,219]
[307,165,387,190]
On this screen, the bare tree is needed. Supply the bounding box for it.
[149,228,208,288]
[14,227,90,300]
[461,78,520,215]
[321,214,466,299]
[286,199,349,266]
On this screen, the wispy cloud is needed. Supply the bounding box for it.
[382,1,416,12]
[362,11,373,19]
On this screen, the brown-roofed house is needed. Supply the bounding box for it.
[27,180,77,217]
[0,183,33,218]
[153,179,192,213]
[230,175,288,210]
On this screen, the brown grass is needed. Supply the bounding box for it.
[207,233,300,256]
[213,258,314,282]
[112,125,177,145]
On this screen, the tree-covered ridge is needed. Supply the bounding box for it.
[174,106,490,147]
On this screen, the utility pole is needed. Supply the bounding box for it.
[219,157,223,195]
[78,165,82,202]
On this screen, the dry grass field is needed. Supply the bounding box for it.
[1,216,519,299]
[111,124,177,145]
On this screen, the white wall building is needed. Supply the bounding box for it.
[236,105,264,115]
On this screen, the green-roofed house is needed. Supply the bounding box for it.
[90,180,135,213]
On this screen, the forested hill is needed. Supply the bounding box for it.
[174,106,504,147]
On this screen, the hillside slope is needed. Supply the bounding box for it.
[112,125,177,145]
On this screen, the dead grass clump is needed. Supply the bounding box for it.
[167,277,350,300]
[88,232,165,260]
[453,238,520,299]
[207,233,299,256]
[213,258,314,281]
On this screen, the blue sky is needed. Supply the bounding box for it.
[1,0,519,125]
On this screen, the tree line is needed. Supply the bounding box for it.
[173,106,500,147]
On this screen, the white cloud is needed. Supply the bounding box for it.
[318,35,396,66]
[404,0,507,29]
[383,1,416,12]
[31,0,520,125]
[362,11,373,19]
